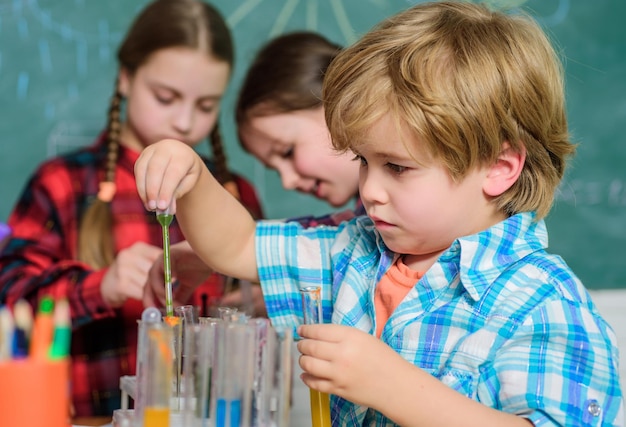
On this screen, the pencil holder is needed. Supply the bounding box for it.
[0,358,70,427]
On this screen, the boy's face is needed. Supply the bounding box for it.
[356,116,506,271]
[240,107,360,208]
[118,47,230,152]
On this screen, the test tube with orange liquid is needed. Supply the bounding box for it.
[300,286,332,427]
[143,322,173,427]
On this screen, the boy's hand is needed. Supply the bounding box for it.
[143,240,213,308]
[297,323,407,409]
[134,139,205,213]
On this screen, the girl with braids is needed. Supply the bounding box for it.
[0,0,263,417]
[144,32,364,315]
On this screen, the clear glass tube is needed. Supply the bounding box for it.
[143,322,173,427]
[300,286,322,325]
[174,303,198,409]
[174,304,198,325]
[217,306,237,322]
[135,307,162,425]
[212,322,254,427]
[273,326,293,427]
[156,209,174,317]
[163,315,183,411]
[299,286,331,427]
[182,321,220,426]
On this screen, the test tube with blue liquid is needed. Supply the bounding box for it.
[213,322,254,427]
[300,286,332,427]
[182,320,219,426]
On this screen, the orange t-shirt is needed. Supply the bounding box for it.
[374,256,423,338]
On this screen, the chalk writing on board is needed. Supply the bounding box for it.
[404,0,571,27]
[557,179,626,207]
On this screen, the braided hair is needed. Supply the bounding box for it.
[78,0,236,269]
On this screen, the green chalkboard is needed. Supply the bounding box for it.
[1,0,625,289]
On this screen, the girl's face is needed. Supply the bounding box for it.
[239,108,360,207]
[118,47,230,152]
[356,115,507,272]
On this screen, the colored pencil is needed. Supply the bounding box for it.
[0,305,14,361]
[11,299,33,358]
[29,296,55,359]
[48,298,71,360]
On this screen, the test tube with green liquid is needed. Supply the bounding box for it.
[156,209,174,317]
[300,286,332,427]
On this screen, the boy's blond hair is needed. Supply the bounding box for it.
[323,1,575,219]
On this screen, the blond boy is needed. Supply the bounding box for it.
[135,2,623,425]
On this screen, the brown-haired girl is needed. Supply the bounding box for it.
[0,0,263,416]
[236,31,360,214]
[144,32,364,314]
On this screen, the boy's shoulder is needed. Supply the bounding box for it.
[459,213,594,314]
[481,248,600,325]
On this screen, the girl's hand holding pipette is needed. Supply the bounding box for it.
[143,241,213,308]
[297,323,411,411]
[101,242,162,307]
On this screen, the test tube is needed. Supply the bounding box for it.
[175,304,199,404]
[163,315,183,411]
[217,306,237,322]
[267,325,293,427]
[143,322,173,427]
[135,307,162,425]
[182,320,220,427]
[300,286,331,427]
[247,318,271,425]
[212,322,255,427]
[175,304,198,325]
[238,280,255,316]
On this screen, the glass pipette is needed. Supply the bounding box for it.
[156,208,174,317]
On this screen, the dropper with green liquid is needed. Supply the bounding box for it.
[156,209,174,317]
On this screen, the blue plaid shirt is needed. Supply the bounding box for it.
[257,212,624,426]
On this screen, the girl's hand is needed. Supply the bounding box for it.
[134,139,205,213]
[143,240,213,308]
[101,242,162,307]
[297,323,408,410]
[220,282,268,317]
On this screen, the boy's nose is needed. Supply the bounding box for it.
[359,170,387,205]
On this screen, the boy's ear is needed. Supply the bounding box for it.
[117,68,131,97]
[483,142,526,197]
